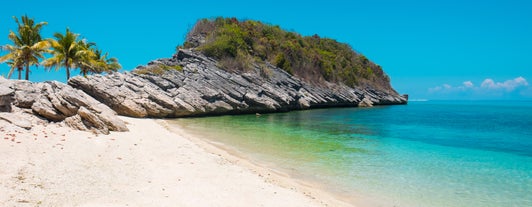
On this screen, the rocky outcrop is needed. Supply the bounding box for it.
[0,77,128,134]
[69,49,406,118]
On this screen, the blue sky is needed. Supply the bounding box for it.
[1,0,531,100]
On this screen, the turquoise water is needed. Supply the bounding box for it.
[172,101,532,207]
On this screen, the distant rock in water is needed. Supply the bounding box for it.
[68,49,406,118]
[0,77,128,134]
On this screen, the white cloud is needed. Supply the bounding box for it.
[428,77,530,99]
[480,77,528,91]
[429,80,476,92]
[480,79,495,88]
[463,81,474,88]
[428,86,442,93]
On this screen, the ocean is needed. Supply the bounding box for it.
[171,101,532,207]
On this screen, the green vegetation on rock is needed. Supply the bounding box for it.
[182,17,393,90]
[133,63,182,75]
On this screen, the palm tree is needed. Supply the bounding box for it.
[75,39,97,77]
[8,59,25,80]
[44,29,122,79]
[76,43,121,76]
[0,44,24,79]
[76,47,121,77]
[93,49,121,74]
[8,15,50,80]
[43,28,80,80]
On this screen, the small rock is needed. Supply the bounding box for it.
[0,112,32,129]
[358,97,374,107]
[64,115,88,131]
[0,84,14,112]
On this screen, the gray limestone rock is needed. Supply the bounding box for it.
[0,112,32,129]
[32,94,66,122]
[358,97,374,107]
[0,79,128,134]
[68,49,407,118]
[77,106,109,134]
[0,84,14,112]
[64,114,88,131]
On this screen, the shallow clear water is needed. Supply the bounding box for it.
[171,101,532,207]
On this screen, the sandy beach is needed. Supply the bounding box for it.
[0,116,351,207]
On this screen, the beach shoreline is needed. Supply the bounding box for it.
[165,118,397,207]
[0,116,353,206]
[159,119,357,207]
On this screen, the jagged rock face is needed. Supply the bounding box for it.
[0,77,128,134]
[69,49,406,118]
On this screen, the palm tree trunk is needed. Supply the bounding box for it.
[6,67,14,79]
[65,59,71,80]
[25,63,29,80]
[18,68,22,80]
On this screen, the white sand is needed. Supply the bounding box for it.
[0,116,352,207]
